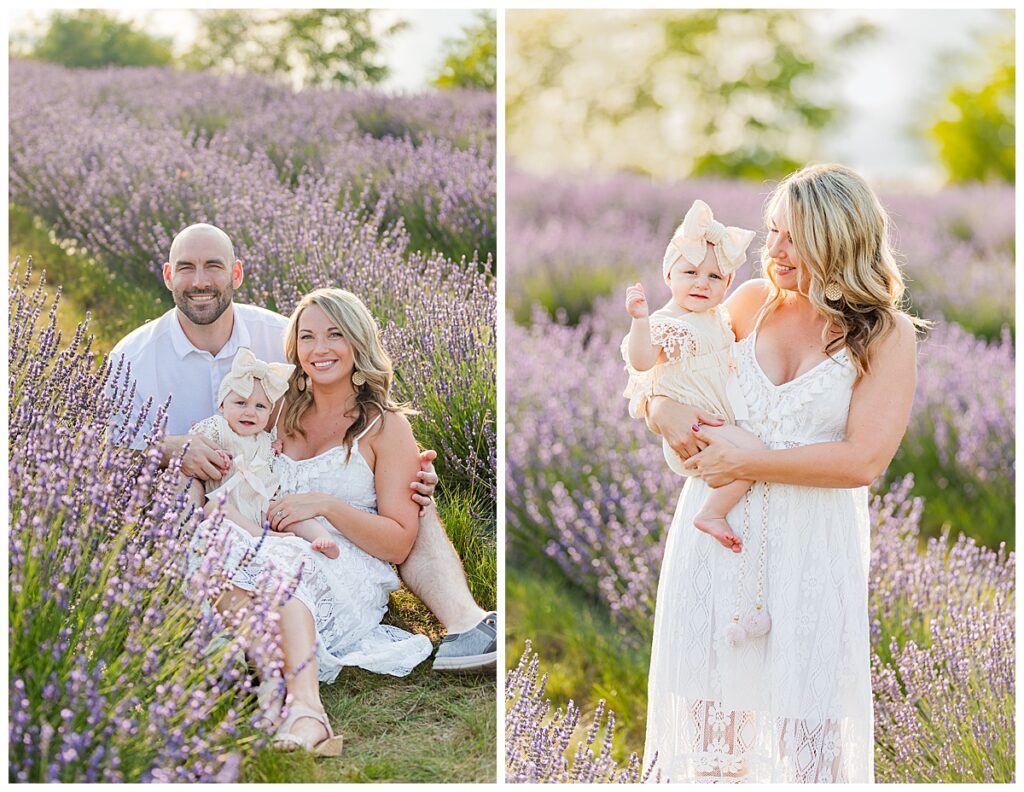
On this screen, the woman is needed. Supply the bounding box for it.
[194,287,434,756]
[641,164,920,782]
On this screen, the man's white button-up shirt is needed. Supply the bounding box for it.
[108,303,290,447]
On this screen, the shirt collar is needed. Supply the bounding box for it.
[168,304,251,360]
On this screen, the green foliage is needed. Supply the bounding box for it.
[244,664,495,782]
[184,9,405,87]
[27,10,172,69]
[886,423,1014,552]
[506,9,875,180]
[929,32,1014,183]
[8,205,172,355]
[506,566,651,763]
[432,12,497,91]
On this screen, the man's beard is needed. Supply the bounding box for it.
[173,287,233,325]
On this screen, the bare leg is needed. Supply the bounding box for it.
[274,597,331,746]
[286,518,340,560]
[213,502,264,539]
[397,506,484,634]
[216,585,329,746]
[693,425,767,553]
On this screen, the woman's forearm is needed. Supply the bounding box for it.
[735,440,889,489]
[319,497,415,564]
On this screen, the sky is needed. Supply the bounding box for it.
[815,8,1009,187]
[7,8,483,93]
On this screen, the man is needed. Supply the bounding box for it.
[109,223,495,671]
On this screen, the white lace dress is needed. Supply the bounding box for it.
[188,417,433,681]
[644,331,872,783]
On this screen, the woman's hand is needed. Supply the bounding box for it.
[267,493,325,532]
[412,449,439,516]
[682,429,744,487]
[646,397,725,460]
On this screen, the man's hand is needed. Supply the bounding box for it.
[162,434,230,481]
[413,449,439,516]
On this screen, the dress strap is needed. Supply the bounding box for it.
[353,412,383,442]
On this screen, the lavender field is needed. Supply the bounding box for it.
[10,60,496,782]
[505,169,1014,782]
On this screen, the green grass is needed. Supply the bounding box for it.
[244,665,495,782]
[9,204,172,354]
[506,561,650,762]
[10,207,496,782]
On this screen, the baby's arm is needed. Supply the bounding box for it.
[624,283,662,371]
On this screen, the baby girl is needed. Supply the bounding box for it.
[189,348,341,559]
[623,199,766,552]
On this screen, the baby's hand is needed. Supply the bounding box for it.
[215,449,233,468]
[625,282,649,319]
[271,439,284,455]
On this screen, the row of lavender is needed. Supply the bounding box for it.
[505,168,1014,780]
[11,60,495,270]
[10,272,294,781]
[9,59,496,505]
[507,168,1013,339]
[506,478,1013,782]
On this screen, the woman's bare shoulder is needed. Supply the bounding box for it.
[367,409,416,447]
[725,278,774,335]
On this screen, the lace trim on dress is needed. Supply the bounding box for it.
[670,700,851,784]
[650,316,700,362]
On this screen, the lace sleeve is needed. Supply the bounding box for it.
[189,414,223,445]
[650,316,699,362]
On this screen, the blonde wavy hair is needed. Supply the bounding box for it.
[281,288,413,459]
[758,163,925,378]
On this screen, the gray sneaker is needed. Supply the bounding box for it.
[432,611,497,671]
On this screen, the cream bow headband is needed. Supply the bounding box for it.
[217,348,295,407]
[663,199,756,284]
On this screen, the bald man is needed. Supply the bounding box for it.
[109,223,496,671]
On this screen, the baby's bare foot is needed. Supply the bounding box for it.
[694,513,743,553]
[311,537,340,560]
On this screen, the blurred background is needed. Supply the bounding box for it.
[505,8,1014,783]
[507,8,1012,187]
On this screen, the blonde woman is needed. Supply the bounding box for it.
[641,164,920,782]
[208,288,435,756]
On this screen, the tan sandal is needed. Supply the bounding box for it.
[271,703,344,757]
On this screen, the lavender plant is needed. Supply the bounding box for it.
[869,477,1014,782]
[505,642,657,783]
[9,263,294,782]
[506,168,1013,337]
[8,58,496,510]
[9,60,496,272]
[507,478,1014,783]
[887,322,1014,548]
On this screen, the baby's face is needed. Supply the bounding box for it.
[221,380,272,437]
[668,244,731,312]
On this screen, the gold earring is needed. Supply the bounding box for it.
[824,282,842,301]
[296,375,309,392]
[351,370,367,387]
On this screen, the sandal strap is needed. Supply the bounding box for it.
[276,703,333,742]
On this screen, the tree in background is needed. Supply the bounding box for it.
[184,9,405,88]
[507,10,873,180]
[25,10,172,69]
[432,11,497,91]
[928,30,1014,183]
